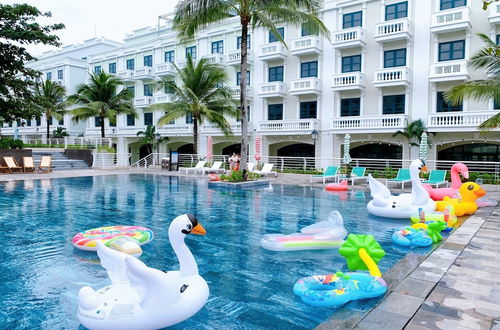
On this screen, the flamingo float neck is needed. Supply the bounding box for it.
[450,163,469,190]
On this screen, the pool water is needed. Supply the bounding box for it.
[0,175,426,329]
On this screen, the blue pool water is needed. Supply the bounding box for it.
[0,175,427,329]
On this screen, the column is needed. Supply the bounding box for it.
[319,132,334,169]
[116,137,129,166]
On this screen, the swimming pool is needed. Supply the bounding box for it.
[0,175,425,329]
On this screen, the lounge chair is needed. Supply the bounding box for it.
[422,170,448,188]
[310,166,339,184]
[200,161,225,175]
[347,167,368,186]
[3,156,23,173]
[38,155,52,173]
[386,168,411,189]
[254,163,277,177]
[23,157,36,173]
[179,160,206,174]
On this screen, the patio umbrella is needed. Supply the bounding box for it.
[254,135,261,161]
[207,136,213,160]
[343,133,352,164]
[419,132,428,161]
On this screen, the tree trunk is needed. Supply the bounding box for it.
[239,16,250,172]
[193,117,198,156]
[100,115,105,138]
[46,118,50,139]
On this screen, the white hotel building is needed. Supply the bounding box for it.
[9,0,500,164]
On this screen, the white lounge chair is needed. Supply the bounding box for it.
[179,160,206,174]
[254,163,277,177]
[200,161,225,175]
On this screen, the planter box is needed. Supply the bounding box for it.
[208,180,271,190]
[64,149,93,166]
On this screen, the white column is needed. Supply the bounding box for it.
[319,132,334,169]
[116,137,129,166]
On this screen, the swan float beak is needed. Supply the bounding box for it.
[191,223,206,236]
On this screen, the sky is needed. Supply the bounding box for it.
[5,0,179,56]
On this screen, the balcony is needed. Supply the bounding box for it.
[489,2,500,24]
[429,60,468,82]
[431,7,471,33]
[373,67,411,87]
[154,63,176,76]
[290,36,321,56]
[226,50,253,66]
[332,72,365,91]
[332,27,366,49]
[154,94,171,104]
[332,115,408,133]
[258,119,319,135]
[259,43,287,61]
[134,67,154,80]
[86,127,117,137]
[258,82,287,98]
[374,18,412,43]
[202,123,248,135]
[202,54,225,65]
[117,69,135,82]
[427,111,499,132]
[229,86,253,100]
[133,96,154,107]
[156,124,193,136]
[289,78,321,96]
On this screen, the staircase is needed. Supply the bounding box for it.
[32,150,90,170]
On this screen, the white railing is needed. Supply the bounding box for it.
[155,94,171,103]
[202,54,225,65]
[332,72,364,89]
[375,18,411,39]
[258,82,287,96]
[432,6,471,28]
[290,36,321,54]
[133,96,154,107]
[23,137,113,149]
[332,115,408,130]
[428,111,499,128]
[374,67,410,85]
[157,124,193,134]
[134,67,154,78]
[154,62,176,75]
[117,70,134,80]
[259,119,318,132]
[289,78,321,94]
[259,43,287,59]
[92,153,131,167]
[429,60,468,80]
[202,123,243,134]
[332,27,365,47]
[230,86,253,99]
[489,2,500,19]
[226,50,253,65]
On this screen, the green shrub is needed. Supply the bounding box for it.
[97,145,116,153]
[0,137,23,149]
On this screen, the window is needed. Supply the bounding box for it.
[47,117,53,125]
[26,119,31,126]
[95,116,101,127]
[144,113,153,126]
[164,81,175,93]
[301,22,319,36]
[237,35,251,49]
[59,117,64,125]
[269,27,285,43]
[341,98,361,116]
[186,46,197,59]
[109,62,116,73]
[268,104,283,120]
[127,86,135,96]
[497,35,500,45]
[237,106,250,122]
[437,91,462,112]
[165,50,175,63]
[385,1,408,20]
[383,95,405,114]
[36,118,41,126]
[300,61,318,78]
[127,114,135,126]
[440,0,466,10]
[144,55,153,67]
[46,72,52,80]
[57,69,63,79]
[438,40,465,62]
[236,71,251,85]
[343,11,362,29]
[268,66,284,82]
[341,55,361,73]
[186,114,194,124]
[211,40,224,54]
[94,66,102,74]
[300,101,317,119]
[126,59,135,70]
[110,120,116,127]
[384,48,406,68]
[144,84,153,97]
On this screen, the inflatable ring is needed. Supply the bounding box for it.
[72,225,154,252]
[208,174,220,181]
[325,180,348,191]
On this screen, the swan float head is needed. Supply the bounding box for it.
[169,214,206,238]
[410,158,428,178]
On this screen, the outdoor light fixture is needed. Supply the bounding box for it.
[311,129,319,145]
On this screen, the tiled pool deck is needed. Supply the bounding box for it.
[2,169,499,330]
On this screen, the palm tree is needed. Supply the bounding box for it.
[33,79,67,138]
[173,0,328,170]
[136,125,168,154]
[445,34,500,131]
[339,234,385,277]
[152,55,239,155]
[67,71,136,138]
[392,119,432,147]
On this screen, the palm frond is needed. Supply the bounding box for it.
[479,111,500,130]
[444,79,500,105]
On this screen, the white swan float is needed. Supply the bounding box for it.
[77,214,209,330]
[367,159,435,219]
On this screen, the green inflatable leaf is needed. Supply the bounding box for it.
[339,234,385,271]
[427,221,447,243]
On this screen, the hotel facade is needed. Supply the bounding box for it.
[7,0,500,165]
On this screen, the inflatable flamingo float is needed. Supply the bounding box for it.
[423,163,468,201]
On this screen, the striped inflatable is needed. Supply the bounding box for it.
[72,225,154,251]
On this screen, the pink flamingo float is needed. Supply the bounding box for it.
[423,163,468,201]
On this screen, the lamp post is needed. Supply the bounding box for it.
[311,129,319,150]
[155,132,161,154]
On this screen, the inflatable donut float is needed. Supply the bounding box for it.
[325,180,348,191]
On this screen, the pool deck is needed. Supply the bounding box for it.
[1,168,499,329]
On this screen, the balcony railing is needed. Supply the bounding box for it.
[258,82,287,97]
[332,27,366,48]
[332,115,408,132]
[226,50,253,66]
[259,119,319,134]
[332,72,365,90]
[489,3,500,24]
[229,86,253,99]
[202,123,245,134]
[431,6,471,32]
[373,67,410,87]
[154,63,176,76]
[259,43,287,60]
[156,124,193,135]
[202,54,225,65]
[429,60,468,82]
[290,36,321,56]
[154,94,171,104]
[374,18,412,42]
[117,69,134,81]
[133,96,154,107]
[289,78,321,95]
[428,111,499,131]
[134,67,154,80]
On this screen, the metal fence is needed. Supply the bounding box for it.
[92,153,131,167]
[23,137,113,149]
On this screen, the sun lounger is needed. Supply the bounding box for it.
[254,163,277,177]
[200,161,225,175]
[422,170,448,188]
[38,155,52,173]
[179,160,206,174]
[347,167,368,186]
[23,157,36,173]
[3,156,23,173]
[386,168,411,189]
[310,166,339,184]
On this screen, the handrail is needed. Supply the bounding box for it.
[92,152,131,167]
